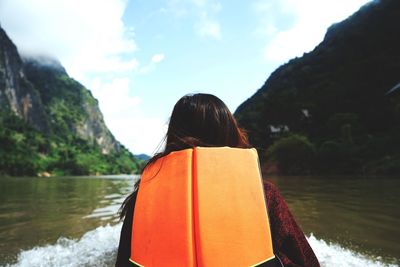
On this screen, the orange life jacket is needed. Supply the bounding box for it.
[130,147,277,267]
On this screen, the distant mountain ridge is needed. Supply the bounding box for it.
[0,25,141,176]
[235,0,400,175]
[135,154,151,161]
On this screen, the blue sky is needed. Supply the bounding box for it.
[0,0,372,155]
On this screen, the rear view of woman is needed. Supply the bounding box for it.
[116,93,319,267]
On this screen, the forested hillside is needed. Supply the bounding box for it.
[0,25,142,176]
[235,0,400,175]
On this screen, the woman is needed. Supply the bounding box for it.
[116,93,319,267]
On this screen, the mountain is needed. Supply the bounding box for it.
[0,25,141,176]
[135,154,151,161]
[235,0,400,175]
[22,56,120,154]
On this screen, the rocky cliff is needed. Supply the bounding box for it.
[0,27,49,132]
[0,25,140,176]
[22,56,120,154]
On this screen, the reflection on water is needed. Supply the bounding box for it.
[268,175,400,265]
[0,175,138,265]
[0,175,399,267]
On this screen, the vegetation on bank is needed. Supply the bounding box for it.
[264,133,400,175]
[0,111,145,176]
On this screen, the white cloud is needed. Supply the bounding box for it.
[192,0,207,7]
[166,0,222,40]
[254,0,372,63]
[197,14,221,40]
[253,1,285,38]
[139,53,165,74]
[165,0,190,17]
[0,0,137,80]
[195,1,222,40]
[0,0,165,155]
[152,53,165,63]
[89,77,167,155]
[90,78,141,117]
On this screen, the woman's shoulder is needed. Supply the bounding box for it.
[262,180,288,213]
[262,180,280,198]
[263,180,277,190]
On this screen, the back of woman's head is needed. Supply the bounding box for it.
[165,93,249,151]
[119,93,249,219]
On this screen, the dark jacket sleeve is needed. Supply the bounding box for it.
[264,181,320,267]
[115,191,137,267]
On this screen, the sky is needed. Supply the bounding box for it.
[0,0,372,155]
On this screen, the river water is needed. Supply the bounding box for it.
[0,175,399,267]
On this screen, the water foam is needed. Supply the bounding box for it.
[6,228,399,267]
[308,234,399,267]
[6,224,122,267]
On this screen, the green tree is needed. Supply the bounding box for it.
[266,134,316,175]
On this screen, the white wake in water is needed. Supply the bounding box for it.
[6,226,399,267]
[308,234,398,267]
[6,224,122,267]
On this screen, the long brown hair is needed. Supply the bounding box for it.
[119,93,249,219]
